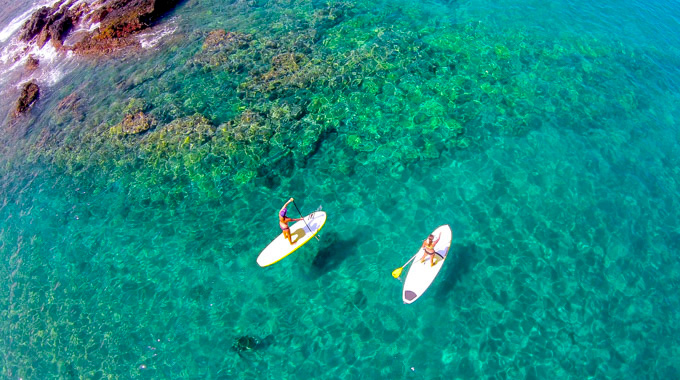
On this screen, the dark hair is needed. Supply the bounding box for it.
[428,234,434,240]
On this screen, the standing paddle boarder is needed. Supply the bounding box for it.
[279,198,303,245]
[419,232,441,266]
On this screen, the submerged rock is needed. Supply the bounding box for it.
[13,81,40,116]
[55,91,85,123]
[111,112,157,135]
[202,29,252,52]
[234,335,257,352]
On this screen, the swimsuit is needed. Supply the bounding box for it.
[279,217,289,231]
[424,243,436,255]
[279,208,289,231]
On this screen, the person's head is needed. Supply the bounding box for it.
[279,208,287,218]
[428,234,434,241]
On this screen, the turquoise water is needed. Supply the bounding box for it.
[2,0,680,378]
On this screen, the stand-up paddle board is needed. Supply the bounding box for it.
[402,224,452,304]
[256,211,327,267]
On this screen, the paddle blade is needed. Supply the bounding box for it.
[392,267,403,278]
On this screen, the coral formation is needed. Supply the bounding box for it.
[111,112,157,135]
[9,0,662,199]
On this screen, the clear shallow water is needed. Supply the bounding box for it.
[1,0,680,378]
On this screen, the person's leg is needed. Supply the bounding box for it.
[283,229,293,244]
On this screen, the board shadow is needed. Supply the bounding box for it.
[290,227,306,244]
[435,244,477,300]
[309,231,361,275]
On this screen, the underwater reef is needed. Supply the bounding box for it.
[18,2,653,205]
[5,0,662,205]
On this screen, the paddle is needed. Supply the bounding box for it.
[292,199,320,241]
[391,252,419,278]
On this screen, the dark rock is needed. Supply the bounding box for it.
[14,81,40,116]
[20,2,76,47]
[47,12,73,48]
[19,7,50,42]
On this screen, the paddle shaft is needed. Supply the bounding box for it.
[400,251,419,270]
[392,251,420,278]
[293,200,320,241]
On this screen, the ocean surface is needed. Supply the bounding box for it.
[1,0,680,378]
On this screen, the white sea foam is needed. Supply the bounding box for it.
[0,9,34,43]
[138,19,178,49]
[0,39,73,92]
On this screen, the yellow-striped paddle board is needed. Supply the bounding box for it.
[256,211,327,267]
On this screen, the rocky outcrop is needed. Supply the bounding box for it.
[19,6,51,42]
[13,81,40,117]
[19,1,77,49]
[71,0,183,55]
[17,0,183,55]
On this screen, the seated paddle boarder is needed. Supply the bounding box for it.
[419,232,441,266]
[279,198,303,245]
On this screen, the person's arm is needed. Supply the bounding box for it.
[280,197,294,214]
[433,233,441,246]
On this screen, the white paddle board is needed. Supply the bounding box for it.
[402,224,452,304]
[256,211,327,267]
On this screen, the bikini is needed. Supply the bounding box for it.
[279,208,289,231]
[424,242,436,255]
[279,220,290,231]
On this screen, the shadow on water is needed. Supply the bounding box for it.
[309,230,362,275]
[434,244,477,301]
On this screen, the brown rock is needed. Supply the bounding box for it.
[14,81,40,116]
[25,55,39,71]
[20,3,75,48]
[18,0,182,56]
[47,12,73,47]
[71,0,183,55]
[112,111,157,135]
[36,29,50,48]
